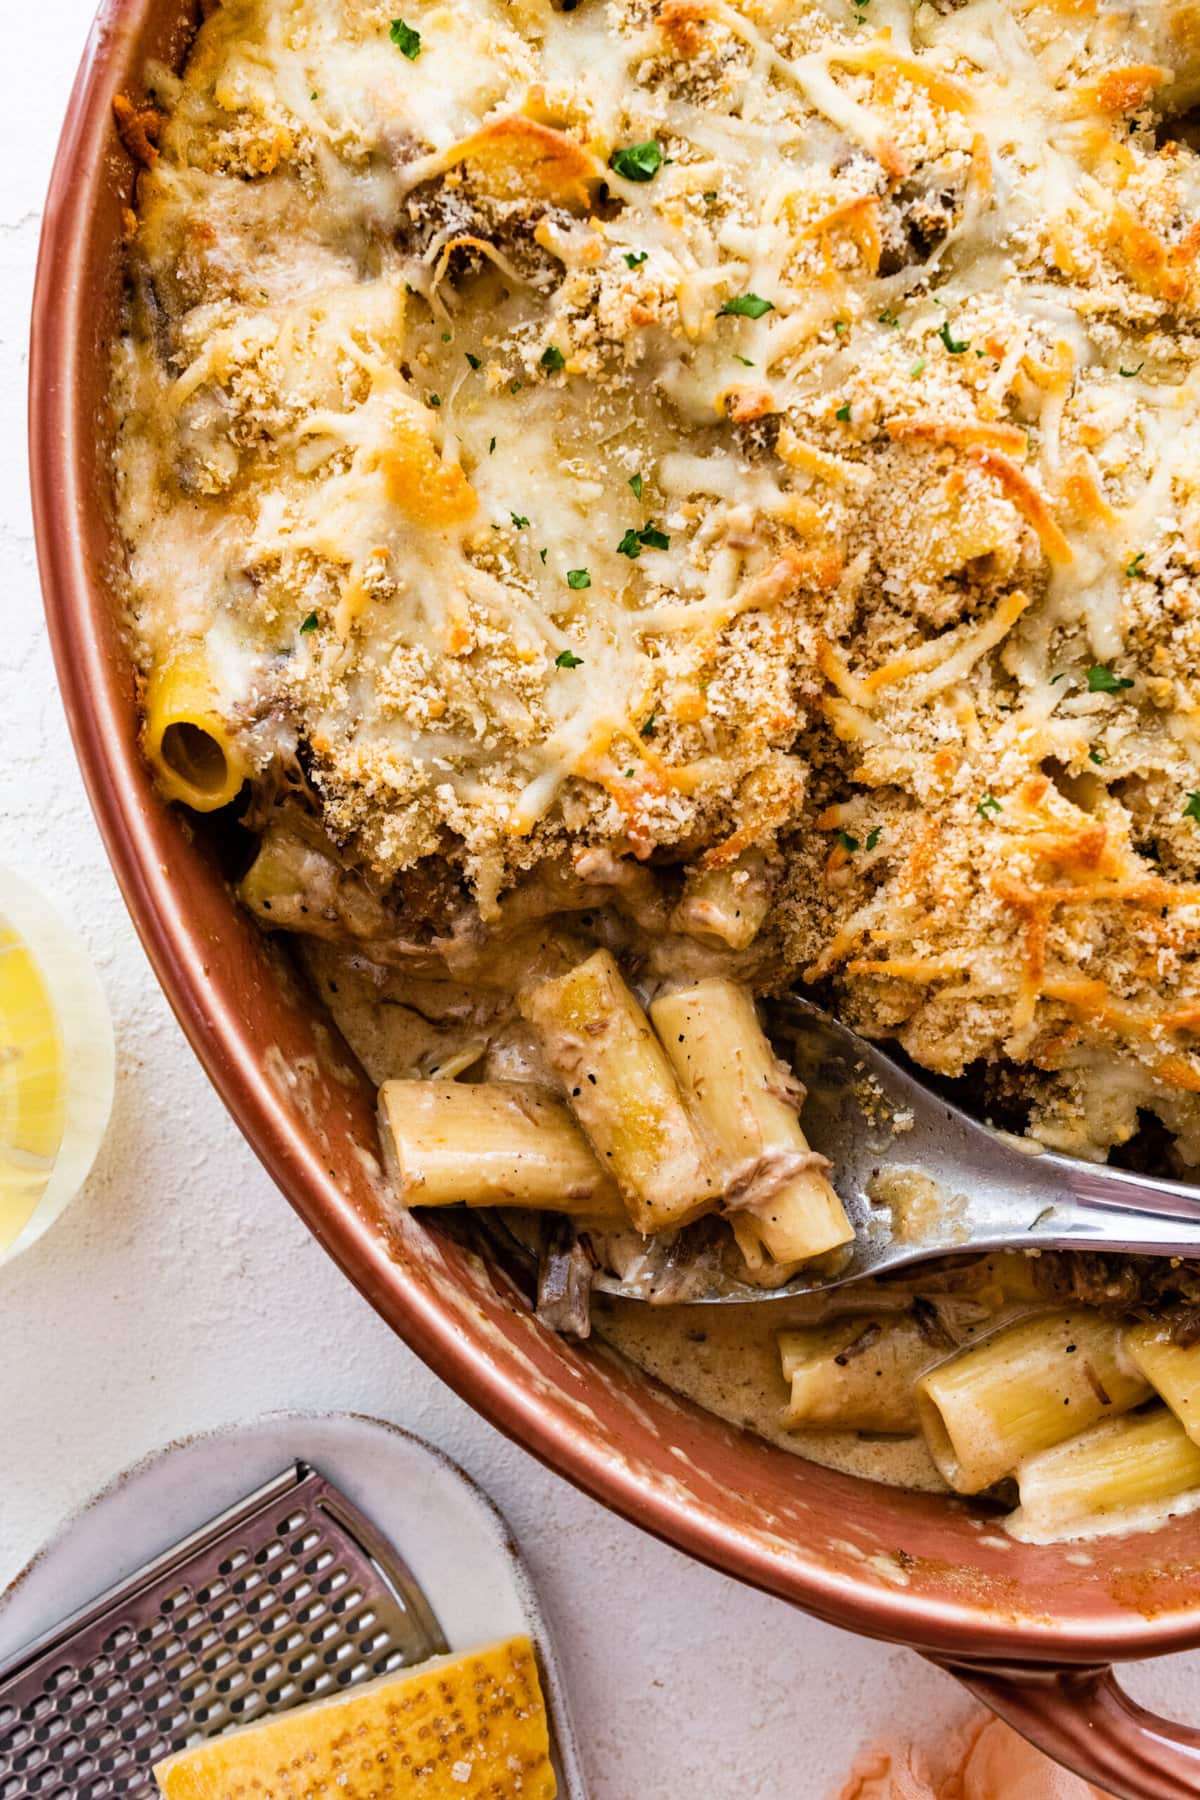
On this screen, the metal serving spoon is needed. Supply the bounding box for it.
[592,997,1200,1305]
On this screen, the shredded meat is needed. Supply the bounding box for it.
[1033,1249,1200,1316]
[833,1322,883,1366]
[536,1217,595,1337]
[1081,1358,1112,1407]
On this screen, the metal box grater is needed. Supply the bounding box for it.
[0,1463,448,1798]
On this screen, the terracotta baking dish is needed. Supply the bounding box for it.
[28,5,1200,1792]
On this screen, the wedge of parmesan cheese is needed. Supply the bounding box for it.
[153,1634,556,1799]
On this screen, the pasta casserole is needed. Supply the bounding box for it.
[113,0,1200,1537]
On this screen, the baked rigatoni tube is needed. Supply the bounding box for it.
[778,1314,939,1434]
[915,1311,1151,1493]
[1125,1319,1200,1445]
[379,1078,625,1221]
[143,642,247,812]
[240,824,395,941]
[1013,1407,1200,1538]
[671,854,773,950]
[519,950,721,1233]
[650,979,853,1264]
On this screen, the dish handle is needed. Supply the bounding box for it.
[934,1658,1200,1798]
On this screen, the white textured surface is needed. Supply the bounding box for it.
[2,6,1200,1795]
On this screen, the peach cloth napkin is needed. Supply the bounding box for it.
[834,1715,1118,1800]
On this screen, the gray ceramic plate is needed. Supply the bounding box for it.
[0,1411,588,1797]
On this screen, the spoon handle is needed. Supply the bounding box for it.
[1023,1159,1200,1261]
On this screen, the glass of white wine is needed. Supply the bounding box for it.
[0,868,114,1264]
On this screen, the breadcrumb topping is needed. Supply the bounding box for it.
[115,0,1200,1159]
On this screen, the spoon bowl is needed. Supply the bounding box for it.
[594,998,1200,1304]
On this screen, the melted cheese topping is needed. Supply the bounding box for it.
[117,0,1200,1157]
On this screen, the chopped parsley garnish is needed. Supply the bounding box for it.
[510,512,530,528]
[617,523,670,556]
[566,568,591,589]
[1087,664,1134,694]
[310,90,319,101]
[465,352,481,370]
[389,18,421,57]
[719,293,775,319]
[441,330,451,342]
[836,402,851,421]
[909,357,927,377]
[488,436,496,454]
[836,830,860,854]
[1126,551,1146,577]
[878,309,899,327]
[624,768,635,779]
[539,547,548,563]
[1120,364,1144,378]
[624,250,648,269]
[834,320,848,334]
[555,649,584,669]
[510,379,522,393]
[977,793,1002,818]
[299,611,319,633]
[703,190,718,202]
[866,826,882,850]
[629,473,644,500]
[1185,793,1200,823]
[610,140,663,182]
[938,320,970,354]
[734,354,755,367]
[541,345,565,372]
[1089,749,1107,766]
[1050,672,1069,685]
[428,393,441,407]
[640,712,657,737]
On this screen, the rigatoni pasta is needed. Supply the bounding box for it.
[915,1312,1151,1494]
[520,951,721,1234]
[779,1317,940,1435]
[1013,1408,1200,1539]
[670,857,775,954]
[142,645,247,813]
[1124,1321,1200,1447]
[650,980,853,1266]
[240,827,396,944]
[379,1080,625,1221]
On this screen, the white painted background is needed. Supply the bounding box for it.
[3,6,1200,1794]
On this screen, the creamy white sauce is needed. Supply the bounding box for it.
[593,1292,949,1492]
